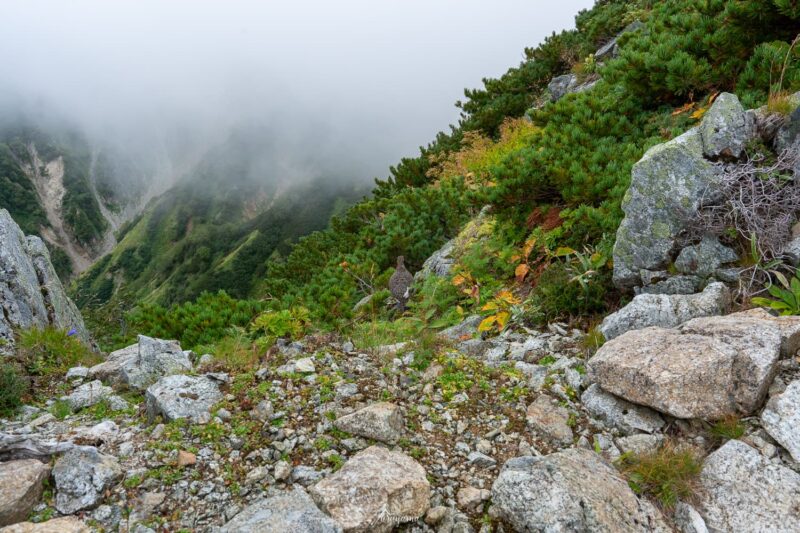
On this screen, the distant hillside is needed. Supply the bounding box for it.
[0,122,154,279]
[73,129,367,310]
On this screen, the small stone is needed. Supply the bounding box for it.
[65,366,89,380]
[145,374,223,423]
[760,379,800,462]
[177,451,196,467]
[581,384,665,435]
[273,461,291,481]
[52,448,122,514]
[64,380,113,411]
[456,486,490,511]
[526,395,573,446]
[467,451,496,468]
[251,400,273,422]
[294,357,316,373]
[616,434,665,456]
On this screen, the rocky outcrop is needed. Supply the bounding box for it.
[598,282,730,340]
[612,93,760,291]
[310,446,430,533]
[333,403,404,444]
[120,336,193,390]
[0,209,89,350]
[761,379,800,462]
[696,440,800,532]
[589,310,798,419]
[220,489,342,533]
[145,374,223,423]
[491,449,669,532]
[52,448,122,514]
[63,380,113,411]
[0,460,50,526]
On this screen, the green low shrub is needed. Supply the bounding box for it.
[0,362,27,417]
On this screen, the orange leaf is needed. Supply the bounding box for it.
[452,274,466,287]
[515,263,530,282]
[671,102,695,116]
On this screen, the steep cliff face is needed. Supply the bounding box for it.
[0,209,89,352]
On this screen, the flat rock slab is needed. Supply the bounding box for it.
[310,446,430,533]
[589,311,794,419]
[492,448,669,532]
[697,440,800,532]
[580,384,664,435]
[145,374,223,423]
[220,488,341,533]
[599,282,729,340]
[53,448,122,514]
[526,395,573,446]
[0,517,90,533]
[0,460,50,526]
[334,402,404,444]
[761,379,800,462]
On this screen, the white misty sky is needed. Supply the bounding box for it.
[0,0,593,180]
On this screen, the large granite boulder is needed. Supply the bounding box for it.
[491,449,669,532]
[696,440,800,532]
[220,489,342,533]
[589,311,796,419]
[613,128,721,288]
[310,446,430,533]
[761,379,800,462]
[145,374,223,423]
[0,460,50,526]
[52,448,122,514]
[598,282,730,340]
[613,93,760,290]
[0,209,89,350]
[333,403,404,444]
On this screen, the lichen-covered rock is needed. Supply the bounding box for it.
[674,236,738,277]
[220,489,341,533]
[145,374,222,423]
[0,460,50,527]
[599,282,730,340]
[697,440,800,532]
[334,403,404,444]
[310,446,430,533]
[580,384,664,435]
[64,380,113,411]
[589,311,789,419]
[613,128,721,288]
[52,448,122,514]
[699,92,753,158]
[761,379,800,462]
[0,517,90,533]
[121,336,193,390]
[0,209,89,351]
[491,449,669,532]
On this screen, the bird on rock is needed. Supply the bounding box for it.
[389,256,414,311]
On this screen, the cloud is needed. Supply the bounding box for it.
[0,0,592,183]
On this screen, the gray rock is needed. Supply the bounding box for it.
[145,375,222,423]
[599,282,730,340]
[52,448,122,514]
[547,74,579,102]
[417,239,456,279]
[699,92,754,159]
[615,434,665,456]
[0,209,89,350]
[761,379,800,462]
[439,315,482,342]
[613,128,721,288]
[636,275,702,295]
[492,449,669,532]
[121,336,193,390]
[220,488,342,533]
[673,502,708,533]
[291,466,324,486]
[65,366,89,380]
[334,402,404,444]
[64,380,113,411]
[697,440,800,532]
[594,20,645,61]
[590,311,786,419]
[581,384,665,435]
[310,446,430,533]
[0,459,50,527]
[525,395,573,446]
[87,343,139,384]
[467,451,496,468]
[674,236,738,277]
